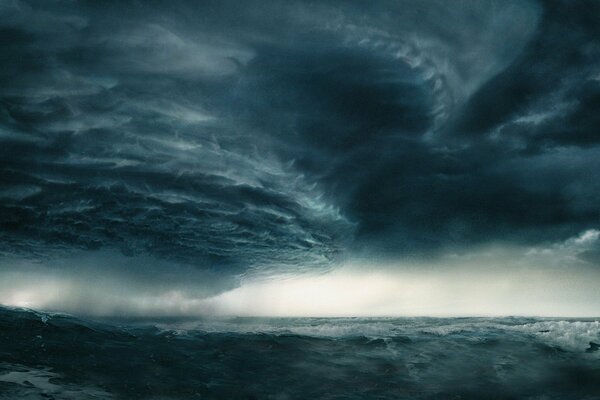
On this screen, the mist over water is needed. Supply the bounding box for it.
[2,244,600,318]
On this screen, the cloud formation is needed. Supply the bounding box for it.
[1,0,599,310]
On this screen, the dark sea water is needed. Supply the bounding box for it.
[0,307,599,399]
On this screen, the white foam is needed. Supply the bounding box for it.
[509,320,600,352]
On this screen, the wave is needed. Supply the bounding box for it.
[2,307,599,399]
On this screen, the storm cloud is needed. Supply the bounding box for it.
[1,0,599,306]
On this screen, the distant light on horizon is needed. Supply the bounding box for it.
[204,264,600,318]
[2,256,599,318]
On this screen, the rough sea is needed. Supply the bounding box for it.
[0,307,599,399]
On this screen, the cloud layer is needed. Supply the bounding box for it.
[1,0,599,311]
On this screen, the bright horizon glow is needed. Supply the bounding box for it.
[2,258,600,318]
[203,265,600,318]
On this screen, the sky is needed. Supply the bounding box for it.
[1,0,599,317]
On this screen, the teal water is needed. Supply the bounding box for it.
[1,307,599,399]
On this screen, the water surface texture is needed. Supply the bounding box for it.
[1,307,599,399]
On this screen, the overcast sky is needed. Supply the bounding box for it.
[1,0,599,316]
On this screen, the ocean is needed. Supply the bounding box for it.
[0,307,599,399]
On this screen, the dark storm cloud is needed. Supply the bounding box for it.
[451,0,600,144]
[0,0,354,275]
[0,0,599,287]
